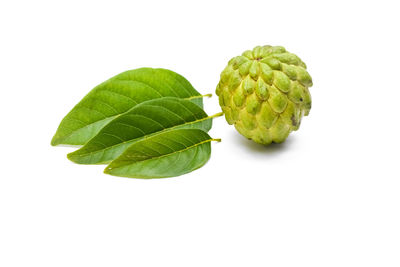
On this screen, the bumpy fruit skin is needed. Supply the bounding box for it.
[216,45,313,145]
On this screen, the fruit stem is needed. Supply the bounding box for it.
[211,138,222,142]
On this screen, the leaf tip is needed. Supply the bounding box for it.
[67,152,80,163]
[103,166,113,175]
[51,135,60,146]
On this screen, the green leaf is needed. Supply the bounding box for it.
[51,68,202,146]
[68,97,222,164]
[104,129,220,179]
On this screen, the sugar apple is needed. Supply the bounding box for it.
[216,45,313,145]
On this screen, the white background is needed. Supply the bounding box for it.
[1,0,399,266]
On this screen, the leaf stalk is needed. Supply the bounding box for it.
[186,94,212,100]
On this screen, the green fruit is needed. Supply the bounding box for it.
[216,45,313,145]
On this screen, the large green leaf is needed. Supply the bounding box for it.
[104,129,220,179]
[67,97,222,164]
[51,68,203,146]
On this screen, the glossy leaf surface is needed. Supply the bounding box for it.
[104,129,218,179]
[51,68,202,146]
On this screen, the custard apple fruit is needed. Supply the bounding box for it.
[216,45,313,145]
